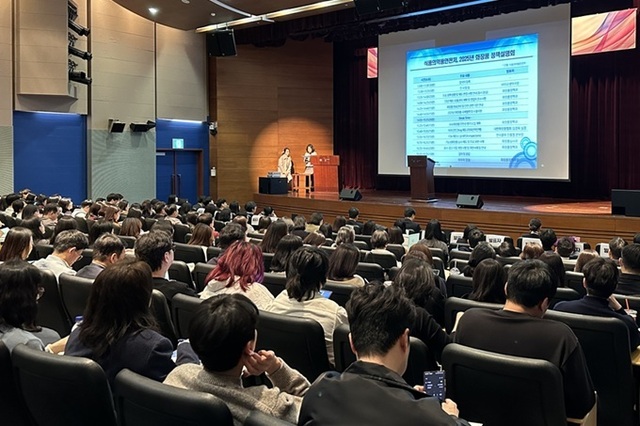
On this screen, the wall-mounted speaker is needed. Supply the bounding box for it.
[207,30,237,57]
[108,119,125,133]
[456,194,484,209]
[340,188,363,201]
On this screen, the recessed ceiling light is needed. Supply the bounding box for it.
[148,7,159,15]
[211,12,216,16]
[181,0,190,3]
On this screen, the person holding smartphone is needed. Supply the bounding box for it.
[298,285,469,426]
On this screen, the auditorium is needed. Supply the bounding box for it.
[1,0,640,425]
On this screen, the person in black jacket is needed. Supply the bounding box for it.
[299,285,469,426]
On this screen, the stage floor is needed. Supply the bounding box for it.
[254,190,638,246]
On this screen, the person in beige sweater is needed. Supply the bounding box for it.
[164,294,309,425]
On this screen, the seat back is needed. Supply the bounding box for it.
[72,249,94,272]
[36,270,72,336]
[171,294,204,339]
[174,223,192,244]
[565,271,586,297]
[448,258,468,271]
[206,246,223,261]
[323,281,355,307]
[58,273,94,320]
[143,218,157,232]
[354,234,371,249]
[442,343,566,426]
[544,311,635,425]
[449,249,471,260]
[35,243,54,260]
[444,297,503,333]
[117,235,137,249]
[151,290,178,348]
[363,251,397,270]
[613,294,640,326]
[352,240,368,251]
[0,341,30,425]
[445,274,474,299]
[595,243,610,258]
[387,266,400,281]
[193,262,215,292]
[548,287,580,309]
[12,344,117,426]
[332,324,355,372]
[168,260,195,290]
[263,252,274,272]
[113,369,232,426]
[496,256,521,267]
[428,247,446,262]
[261,272,287,297]
[256,310,332,381]
[386,244,405,261]
[355,262,385,282]
[173,243,206,264]
[0,212,17,228]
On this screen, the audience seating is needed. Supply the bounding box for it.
[173,243,206,264]
[595,243,609,258]
[193,262,215,292]
[245,410,295,426]
[143,218,157,232]
[449,249,471,261]
[171,293,204,340]
[562,259,578,272]
[0,212,17,228]
[206,246,223,260]
[0,341,30,426]
[444,297,503,334]
[72,248,94,272]
[113,368,233,426]
[323,281,355,307]
[544,310,635,426]
[35,243,54,260]
[355,262,385,282]
[12,344,117,426]
[517,236,542,249]
[332,324,437,386]
[496,256,521,267]
[247,232,264,240]
[352,240,369,251]
[428,247,446,262]
[565,271,586,297]
[151,289,178,348]
[319,246,335,258]
[386,244,405,261]
[448,258,469,272]
[263,252,274,272]
[58,274,94,321]
[432,257,446,279]
[445,274,474,299]
[387,266,400,281]
[36,270,72,336]
[549,287,581,309]
[74,216,89,233]
[442,343,567,426]
[168,260,195,290]
[213,220,226,232]
[249,238,263,245]
[354,234,372,249]
[117,235,136,249]
[174,223,191,244]
[261,272,287,297]
[363,251,397,270]
[256,310,332,382]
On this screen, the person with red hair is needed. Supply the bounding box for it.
[200,241,274,309]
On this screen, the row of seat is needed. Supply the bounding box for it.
[0,341,292,426]
[444,297,635,425]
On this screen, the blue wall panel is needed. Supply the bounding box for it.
[13,111,87,202]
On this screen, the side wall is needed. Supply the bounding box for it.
[0,0,13,194]
[212,39,333,203]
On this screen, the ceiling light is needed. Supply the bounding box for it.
[211,12,216,16]
[181,0,190,3]
[148,7,159,15]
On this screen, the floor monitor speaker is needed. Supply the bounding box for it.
[456,194,483,209]
[340,188,363,201]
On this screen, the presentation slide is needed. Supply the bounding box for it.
[378,4,570,180]
[406,35,538,169]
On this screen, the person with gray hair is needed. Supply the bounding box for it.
[332,226,355,247]
[32,229,89,278]
[76,233,126,279]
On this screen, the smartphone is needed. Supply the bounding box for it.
[319,290,333,298]
[423,370,446,402]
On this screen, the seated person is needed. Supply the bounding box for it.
[455,260,596,419]
[609,236,628,265]
[369,229,396,259]
[461,242,495,277]
[574,250,599,273]
[522,217,542,238]
[298,285,468,426]
[539,228,557,252]
[457,228,485,253]
[554,257,640,350]
[346,207,363,234]
[468,258,507,304]
[269,235,303,274]
[393,258,446,328]
[418,219,449,260]
[616,243,640,295]
[66,260,196,384]
[555,237,575,260]
[207,223,245,265]
[265,247,347,366]
[331,226,355,247]
[164,294,310,425]
[76,233,126,279]
[400,207,421,233]
[327,244,366,287]
[201,241,274,309]
[32,230,89,279]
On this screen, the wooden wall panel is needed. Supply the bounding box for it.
[211,39,333,204]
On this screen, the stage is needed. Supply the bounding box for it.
[254,190,640,246]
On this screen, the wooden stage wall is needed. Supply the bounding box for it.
[254,192,640,247]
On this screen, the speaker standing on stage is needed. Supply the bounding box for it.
[278,147,293,182]
[303,144,317,191]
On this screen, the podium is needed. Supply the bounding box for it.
[408,155,435,200]
[311,155,340,193]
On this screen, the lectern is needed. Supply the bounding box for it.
[311,155,340,193]
[408,155,435,200]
